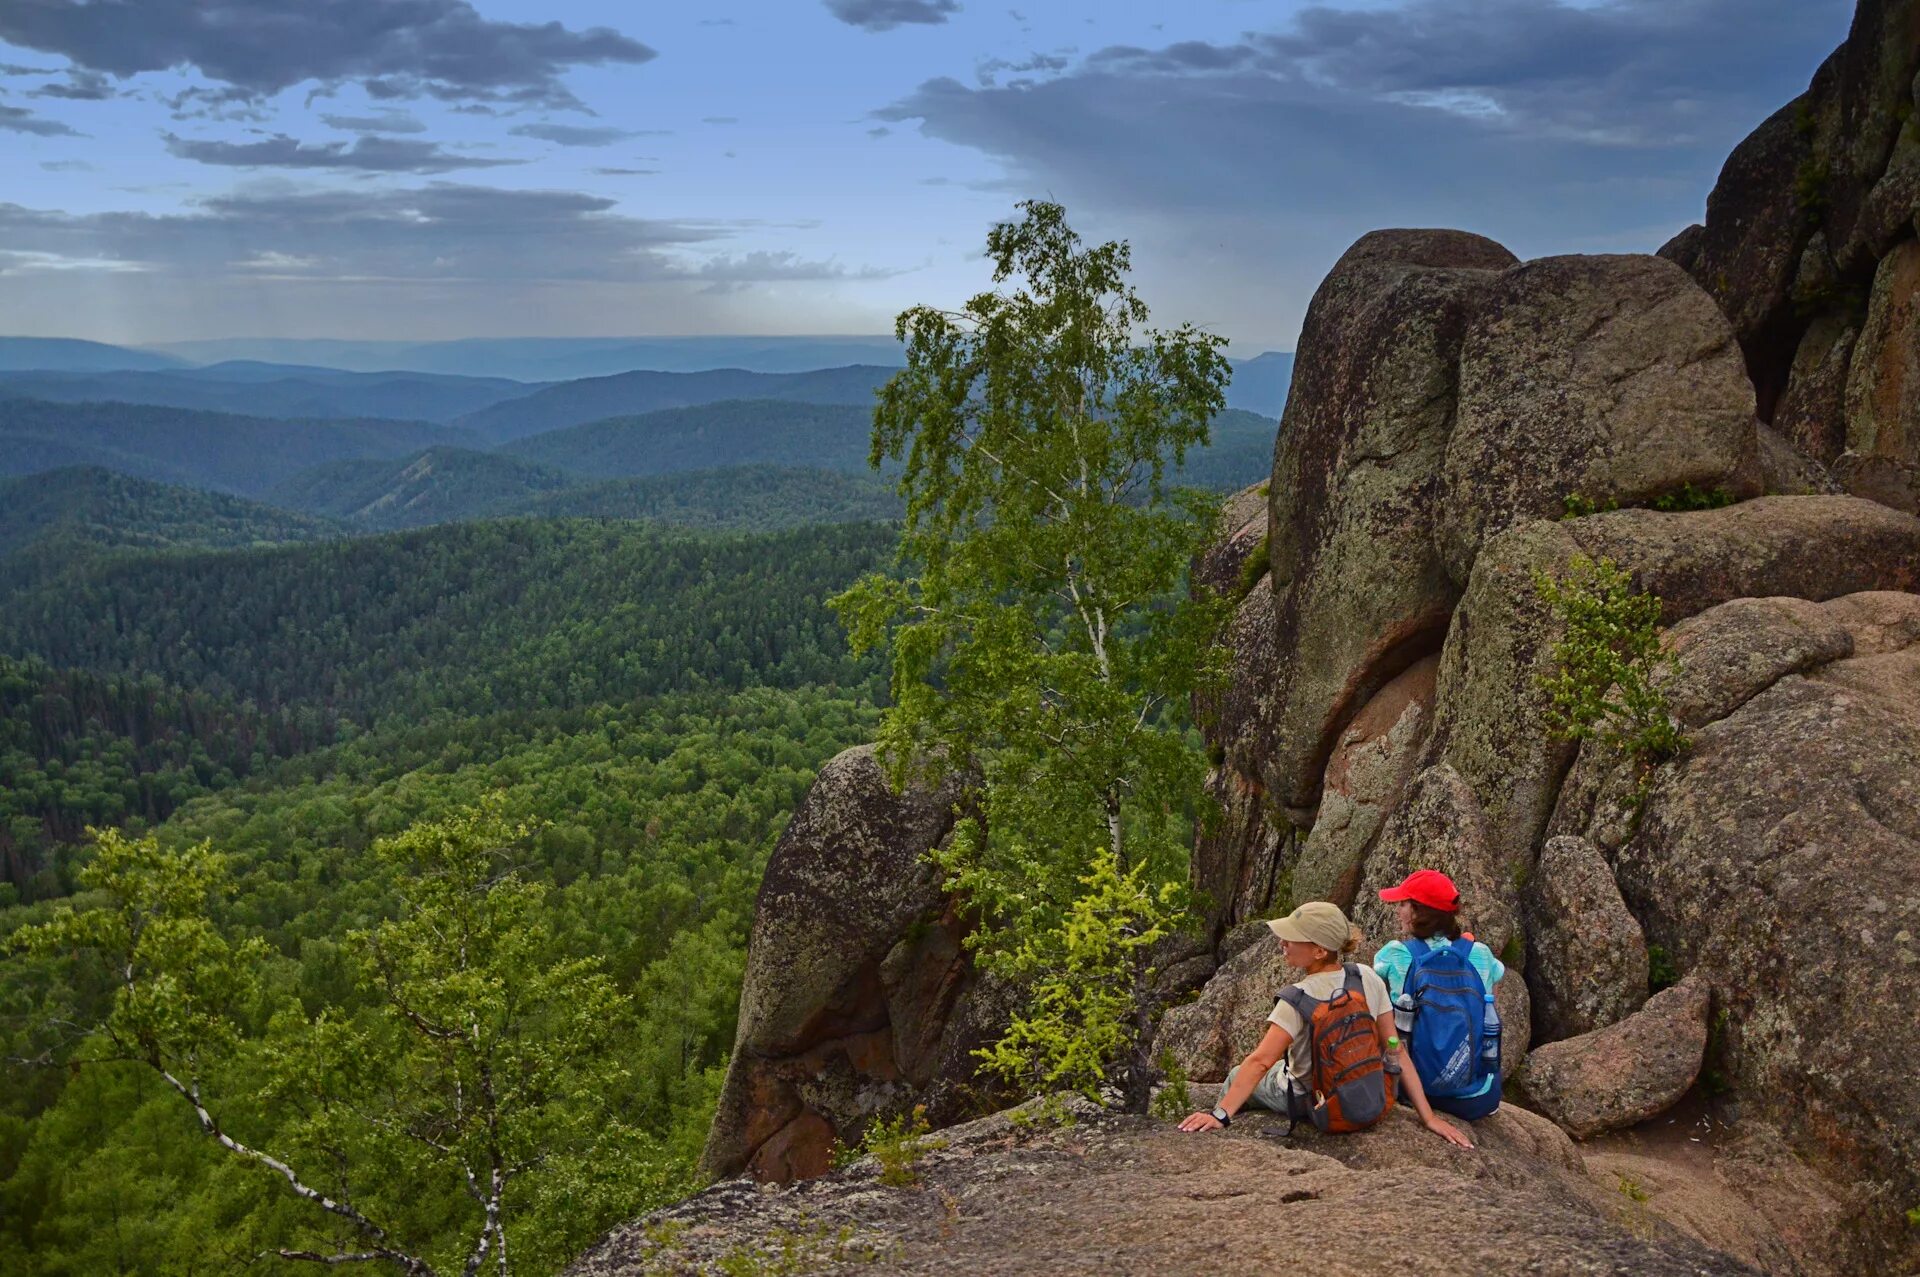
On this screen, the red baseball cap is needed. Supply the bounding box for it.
[1377,869,1461,911]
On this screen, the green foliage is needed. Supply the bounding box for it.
[1149,1050,1191,1120]
[1561,492,1620,519]
[506,465,904,532]
[0,467,333,566]
[1234,533,1271,602]
[970,849,1185,1103]
[0,518,889,722]
[712,1221,883,1275]
[834,202,1231,1113]
[1647,943,1679,993]
[1649,484,1735,513]
[6,810,682,1274]
[264,447,577,530]
[1906,1205,1920,1228]
[863,1105,946,1189]
[1533,554,1688,784]
[1616,1173,1652,1204]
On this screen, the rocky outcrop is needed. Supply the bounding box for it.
[1525,835,1650,1042]
[699,746,998,1183]
[1520,977,1712,1139]
[586,1097,1763,1277]
[1437,254,1759,580]
[1662,0,1920,498]
[1150,932,1290,1083]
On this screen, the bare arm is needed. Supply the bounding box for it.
[1178,1023,1291,1132]
[1374,1010,1472,1149]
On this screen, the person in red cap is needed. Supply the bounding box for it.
[1373,869,1508,1125]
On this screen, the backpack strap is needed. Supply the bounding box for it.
[1341,962,1365,997]
[1450,937,1476,961]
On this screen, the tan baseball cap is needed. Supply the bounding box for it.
[1267,901,1354,954]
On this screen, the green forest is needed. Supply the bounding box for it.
[0,361,1274,1271]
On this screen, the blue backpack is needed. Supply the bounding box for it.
[1403,938,1495,1099]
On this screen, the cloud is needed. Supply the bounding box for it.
[974,52,1069,87]
[164,132,522,173]
[592,167,661,176]
[510,122,634,146]
[875,0,1851,345]
[825,0,961,33]
[702,116,739,125]
[0,183,878,288]
[40,159,94,172]
[320,110,429,134]
[0,1,655,108]
[31,69,116,100]
[0,104,82,136]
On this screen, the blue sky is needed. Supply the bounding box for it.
[0,0,1856,350]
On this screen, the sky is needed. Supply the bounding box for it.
[0,0,1859,352]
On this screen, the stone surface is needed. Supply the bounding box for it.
[585,1100,1765,1277]
[1190,480,1269,599]
[1288,655,1437,910]
[1660,596,1855,730]
[1525,835,1650,1042]
[1429,496,1920,890]
[1150,931,1290,1083]
[700,746,988,1182]
[1438,254,1759,581]
[1842,238,1920,509]
[1772,316,1857,466]
[1351,762,1517,959]
[1754,421,1839,496]
[1521,977,1712,1139]
[1258,229,1515,813]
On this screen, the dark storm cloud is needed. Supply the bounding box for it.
[879,0,1853,236]
[31,68,115,100]
[0,103,81,136]
[825,1,961,33]
[321,110,430,135]
[0,183,867,286]
[0,1,655,108]
[510,122,635,146]
[164,133,522,174]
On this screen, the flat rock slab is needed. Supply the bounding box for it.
[577,1099,1761,1276]
[1522,976,1712,1139]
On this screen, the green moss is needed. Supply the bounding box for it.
[1234,532,1271,602]
[1499,932,1527,970]
[1647,943,1678,993]
[1650,484,1735,513]
[1561,492,1620,519]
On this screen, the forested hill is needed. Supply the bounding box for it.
[0,363,536,423]
[503,399,880,477]
[0,467,335,563]
[264,446,579,529]
[0,517,891,722]
[0,398,473,496]
[505,465,902,531]
[456,364,898,442]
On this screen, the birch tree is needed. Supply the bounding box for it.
[833,201,1231,1110]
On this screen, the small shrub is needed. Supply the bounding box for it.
[1646,943,1678,993]
[1650,484,1734,513]
[864,1105,946,1188]
[1235,532,1271,602]
[1150,1050,1192,1120]
[1562,492,1620,519]
[1906,1204,1920,1228]
[1616,1173,1652,1204]
[1533,554,1688,791]
[1499,932,1526,970]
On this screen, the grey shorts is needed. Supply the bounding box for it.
[1221,1061,1297,1113]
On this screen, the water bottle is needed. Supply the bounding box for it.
[1393,992,1415,1036]
[1479,993,1502,1075]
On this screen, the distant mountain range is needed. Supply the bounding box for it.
[142,336,912,380]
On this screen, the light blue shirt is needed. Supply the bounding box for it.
[1374,936,1505,1098]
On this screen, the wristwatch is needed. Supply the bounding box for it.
[1210,1106,1232,1127]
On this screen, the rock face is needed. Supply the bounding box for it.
[699,746,996,1183]
[1662,0,1920,502]
[1520,977,1712,1139]
[585,1098,1762,1277]
[1437,254,1759,580]
[1525,835,1650,1042]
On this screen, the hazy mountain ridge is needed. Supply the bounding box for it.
[0,364,539,423]
[0,467,336,564]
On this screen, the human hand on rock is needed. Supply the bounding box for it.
[1425,1115,1474,1149]
[1177,1111,1224,1132]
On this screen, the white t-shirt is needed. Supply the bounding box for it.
[1266,964,1393,1085]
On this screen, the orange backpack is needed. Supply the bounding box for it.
[1275,964,1395,1134]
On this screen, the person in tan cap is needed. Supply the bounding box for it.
[1177,900,1474,1148]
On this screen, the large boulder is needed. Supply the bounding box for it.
[1840,237,1920,511]
[1550,589,1920,1261]
[1258,229,1515,813]
[1525,835,1650,1042]
[699,746,994,1182]
[1436,254,1759,582]
[1151,931,1291,1082]
[1287,655,1437,910]
[1520,976,1712,1139]
[1429,496,1920,888]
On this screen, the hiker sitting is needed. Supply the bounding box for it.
[1177,901,1473,1148]
[1373,868,1507,1129]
